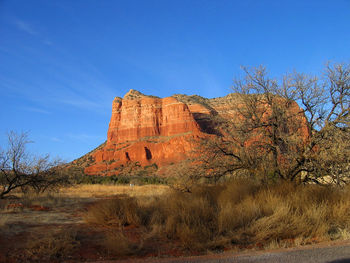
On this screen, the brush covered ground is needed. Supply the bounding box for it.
[1,181,350,262]
[0,185,168,262]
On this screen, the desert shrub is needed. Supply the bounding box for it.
[160,190,219,249]
[103,230,136,256]
[70,174,167,186]
[20,191,68,208]
[0,213,9,228]
[84,197,141,227]
[25,228,80,261]
[137,176,168,185]
[217,178,260,205]
[85,179,350,253]
[70,174,115,185]
[230,182,350,245]
[0,199,11,211]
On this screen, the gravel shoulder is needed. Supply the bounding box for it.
[108,240,350,263]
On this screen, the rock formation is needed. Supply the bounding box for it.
[83,90,204,175]
[75,89,308,176]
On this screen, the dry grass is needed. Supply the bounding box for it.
[0,185,170,262]
[0,184,168,212]
[25,228,80,261]
[4,181,349,259]
[154,188,219,250]
[103,230,138,256]
[85,197,141,227]
[0,213,9,228]
[0,185,168,208]
[20,192,68,208]
[85,179,350,253]
[59,184,169,198]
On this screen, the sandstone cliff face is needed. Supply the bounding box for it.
[84,90,203,175]
[80,90,309,176]
[107,90,201,143]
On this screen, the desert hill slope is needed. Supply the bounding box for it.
[73,90,307,176]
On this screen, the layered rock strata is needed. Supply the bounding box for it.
[78,90,308,175]
[84,90,204,175]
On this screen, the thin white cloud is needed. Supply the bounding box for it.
[22,106,51,114]
[13,18,37,35]
[0,37,116,115]
[9,17,53,46]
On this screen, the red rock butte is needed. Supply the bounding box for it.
[76,89,308,175]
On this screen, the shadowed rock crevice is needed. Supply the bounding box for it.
[125,152,131,161]
[144,147,152,160]
[192,112,221,135]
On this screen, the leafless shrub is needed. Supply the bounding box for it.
[165,160,207,193]
[0,131,69,199]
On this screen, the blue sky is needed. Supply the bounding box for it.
[1,0,350,161]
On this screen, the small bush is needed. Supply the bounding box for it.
[84,197,141,227]
[161,190,218,249]
[103,231,136,256]
[70,174,167,185]
[25,228,80,261]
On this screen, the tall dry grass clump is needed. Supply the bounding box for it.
[85,179,350,253]
[151,187,220,249]
[25,228,80,261]
[85,197,141,227]
[103,230,138,256]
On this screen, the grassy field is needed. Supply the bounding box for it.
[59,184,169,198]
[1,181,350,261]
[84,180,350,253]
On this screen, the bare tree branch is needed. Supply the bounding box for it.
[0,131,69,198]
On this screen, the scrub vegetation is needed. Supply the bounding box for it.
[84,179,350,255]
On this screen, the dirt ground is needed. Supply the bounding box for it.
[0,185,172,262]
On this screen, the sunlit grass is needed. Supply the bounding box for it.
[85,179,350,253]
[59,184,169,198]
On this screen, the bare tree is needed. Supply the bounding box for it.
[196,62,350,184]
[0,131,69,198]
[164,160,202,192]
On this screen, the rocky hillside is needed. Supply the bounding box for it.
[73,90,307,176]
